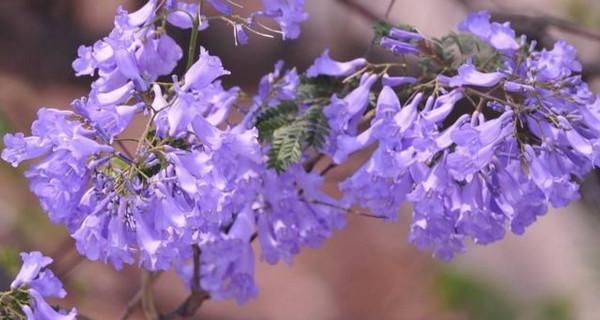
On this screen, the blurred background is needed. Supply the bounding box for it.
[1,0,600,319]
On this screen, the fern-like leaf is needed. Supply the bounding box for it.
[266,105,330,172]
[255,101,298,142]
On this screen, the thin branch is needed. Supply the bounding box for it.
[309,199,387,220]
[119,289,143,320]
[160,245,210,320]
[116,140,134,159]
[492,12,600,42]
[141,271,160,320]
[335,0,379,22]
[303,154,325,172]
[384,0,397,20]
[320,162,337,176]
[56,254,85,279]
[120,272,162,320]
[192,245,200,293]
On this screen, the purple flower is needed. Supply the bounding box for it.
[200,209,258,303]
[260,0,308,40]
[234,24,249,45]
[459,11,520,52]
[445,63,505,87]
[182,48,230,91]
[408,161,465,260]
[23,289,77,320]
[207,0,233,15]
[333,86,408,163]
[137,33,183,78]
[115,0,157,30]
[253,61,299,111]
[530,40,582,82]
[380,27,423,55]
[446,111,514,180]
[257,167,346,263]
[306,49,367,78]
[1,133,50,167]
[382,74,417,87]
[324,73,378,154]
[167,2,209,30]
[10,252,76,319]
[389,28,424,41]
[11,252,53,290]
[380,37,420,55]
[421,89,464,125]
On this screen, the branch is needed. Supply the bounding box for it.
[141,271,160,320]
[120,272,162,320]
[335,0,379,22]
[160,245,210,320]
[119,289,143,320]
[384,0,397,20]
[492,12,600,42]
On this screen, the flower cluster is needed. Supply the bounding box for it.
[2,0,343,304]
[2,0,599,309]
[0,252,76,319]
[333,11,600,259]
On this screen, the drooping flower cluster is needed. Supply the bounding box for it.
[2,0,599,309]
[2,0,344,304]
[331,11,600,259]
[0,252,76,319]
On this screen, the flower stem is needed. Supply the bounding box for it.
[186,2,202,70]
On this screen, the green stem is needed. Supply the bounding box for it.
[186,2,202,70]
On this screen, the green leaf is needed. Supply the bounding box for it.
[268,123,305,172]
[297,75,348,101]
[255,101,299,143]
[0,248,20,275]
[266,105,330,172]
[373,20,393,42]
[302,105,330,149]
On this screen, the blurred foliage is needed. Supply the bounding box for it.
[563,0,600,28]
[0,107,11,141]
[435,270,573,320]
[529,298,572,320]
[435,270,518,320]
[0,248,20,276]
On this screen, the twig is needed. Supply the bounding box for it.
[160,291,210,320]
[119,289,143,320]
[303,154,325,172]
[50,237,75,264]
[493,12,600,42]
[56,254,85,279]
[160,246,210,320]
[141,271,160,320]
[335,0,379,22]
[116,140,134,159]
[383,0,397,20]
[186,3,202,70]
[320,162,337,176]
[309,199,387,220]
[191,245,200,293]
[120,272,162,320]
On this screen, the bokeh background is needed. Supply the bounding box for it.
[1,0,600,319]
